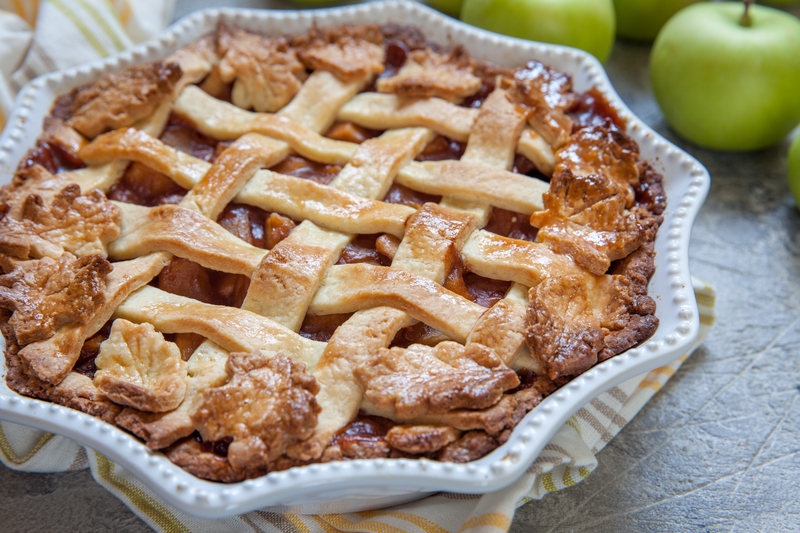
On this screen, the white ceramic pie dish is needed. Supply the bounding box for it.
[0,1,709,519]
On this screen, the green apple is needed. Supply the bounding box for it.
[285,0,339,4]
[789,133,800,206]
[460,0,616,63]
[613,0,702,41]
[650,2,800,151]
[427,0,465,17]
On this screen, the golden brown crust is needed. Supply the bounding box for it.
[501,62,576,149]
[635,161,667,216]
[115,407,195,450]
[356,342,519,420]
[376,46,481,101]
[2,319,122,423]
[385,425,461,454]
[555,124,641,196]
[294,24,385,82]
[67,61,182,139]
[600,243,659,361]
[93,319,187,413]
[506,61,576,110]
[525,246,659,380]
[5,253,168,385]
[414,387,543,436]
[322,439,391,462]
[189,351,320,470]
[530,169,660,275]
[1,166,70,220]
[0,253,111,346]
[164,438,266,482]
[0,182,120,260]
[437,430,498,463]
[526,275,605,379]
[217,23,307,113]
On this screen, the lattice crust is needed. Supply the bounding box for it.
[1,23,667,481]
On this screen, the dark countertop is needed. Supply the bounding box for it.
[2,2,799,531]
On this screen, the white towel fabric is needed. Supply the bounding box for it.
[0,0,177,131]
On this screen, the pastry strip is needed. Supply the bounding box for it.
[173,86,357,165]
[108,203,267,276]
[460,89,527,170]
[462,230,583,287]
[391,203,478,284]
[180,133,289,219]
[79,128,210,190]
[237,170,415,238]
[396,160,548,214]
[242,223,350,331]
[517,129,555,177]
[308,263,486,343]
[329,127,435,199]
[466,299,527,367]
[114,286,326,370]
[337,93,478,142]
[278,70,366,133]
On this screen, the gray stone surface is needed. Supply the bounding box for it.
[2,2,800,532]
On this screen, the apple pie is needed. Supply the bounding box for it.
[0,22,666,482]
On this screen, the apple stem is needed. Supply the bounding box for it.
[741,0,754,27]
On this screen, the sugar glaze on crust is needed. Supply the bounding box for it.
[0,23,666,482]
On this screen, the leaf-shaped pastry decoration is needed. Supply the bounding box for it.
[94,319,187,413]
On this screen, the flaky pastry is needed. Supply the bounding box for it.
[94,319,187,412]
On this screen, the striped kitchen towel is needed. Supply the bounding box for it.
[0,277,716,533]
[0,0,177,132]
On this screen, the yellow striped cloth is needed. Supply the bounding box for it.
[0,0,176,131]
[0,278,716,533]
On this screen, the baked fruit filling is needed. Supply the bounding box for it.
[0,22,666,482]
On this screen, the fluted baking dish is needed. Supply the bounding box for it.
[0,1,708,518]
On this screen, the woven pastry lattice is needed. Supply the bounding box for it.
[0,24,665,482]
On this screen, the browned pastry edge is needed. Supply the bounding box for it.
[190,351,321,470]
[115,406,195,450]
[2,313,121,424]
[165,438,265,483]
[67,61,182,139]
[385,425,462,454]
[600,242,659,361]
[525,241,661,380]
[635,161,667,216]
[161,385,546,481]
[0,253,112,348]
